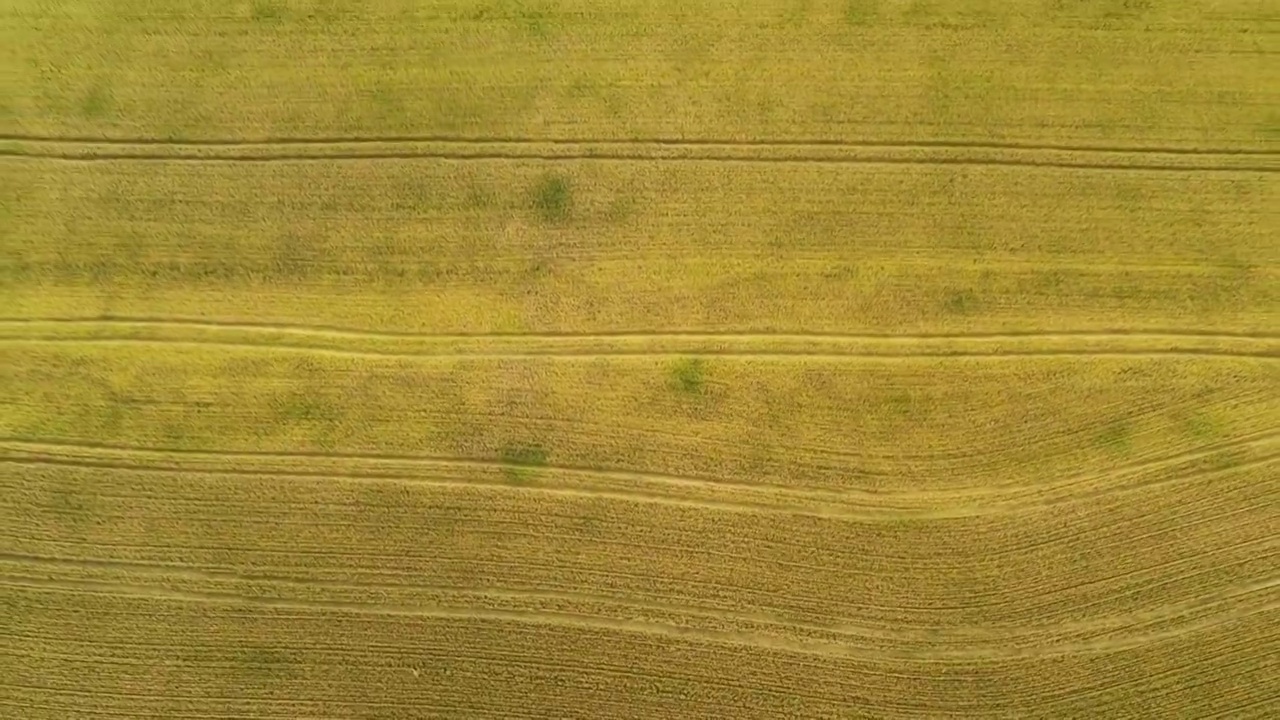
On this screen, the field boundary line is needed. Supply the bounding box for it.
[1,136,1275,172]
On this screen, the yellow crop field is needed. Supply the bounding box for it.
[2,1,1277,718]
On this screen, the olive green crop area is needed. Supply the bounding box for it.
[3,0,1278,146]
[3,157,1277,334]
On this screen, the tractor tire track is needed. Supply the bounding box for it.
[2,137,1274,173]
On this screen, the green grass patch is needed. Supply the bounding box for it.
[886,390,917,418]
[271,230,330,281]
[943,290,978,314]
[531,173,572,223]
[500,444,549,467]
[269,382,345,450]
[0,589,34,637]
[250,1,285,22]
[80,86,112,119]
[273,393,334,423]
[500,443,549,484]
[45,477,97,531]
[605,194,636,224]
[520,257,554,283]
[1259,112,1280,141]
[464,182,497,210]
[844,0,880,25]
[670,357,708,395]
[902,0,938,19]
[465,1,557,36]
[1094,419,1133,456]
[1206,447,1246,471]
[234,647,293,679]
[1104,0,1154,18]
[515,8,552,37]
[820,263,857,282]
[369,84,408,124]
[1183,412,1223,441]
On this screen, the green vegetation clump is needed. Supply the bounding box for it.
[251,1,285,22]
[500,443,549,484]
[1183,412,1222,441]
[234,647,293,679]
[1094,419,1133,455]
[943,290,978,314]
[670,357,708,395]
[845,0,880,25]
[532,174,572,223]
[500,444,549,467]
[80,86,112,118]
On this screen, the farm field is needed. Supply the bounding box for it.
[1,1,1278,719]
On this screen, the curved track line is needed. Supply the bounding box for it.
[0,494,1263,596]
[0,576,887,661]
[0,552,918,646]
[2,433,1275,518]
[0,552,977,649]
[0,436,857,500]
[0,660,859,716]
[7,521,1271,623]
[1203,696,1280,720]
[1026,628,1280,711]
[5,432,1276,507]
[0,687,543,720]
[3,573,1275,662]
[4,551,1275,655]
[0,453,840,520]
[0,482,1209,585]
